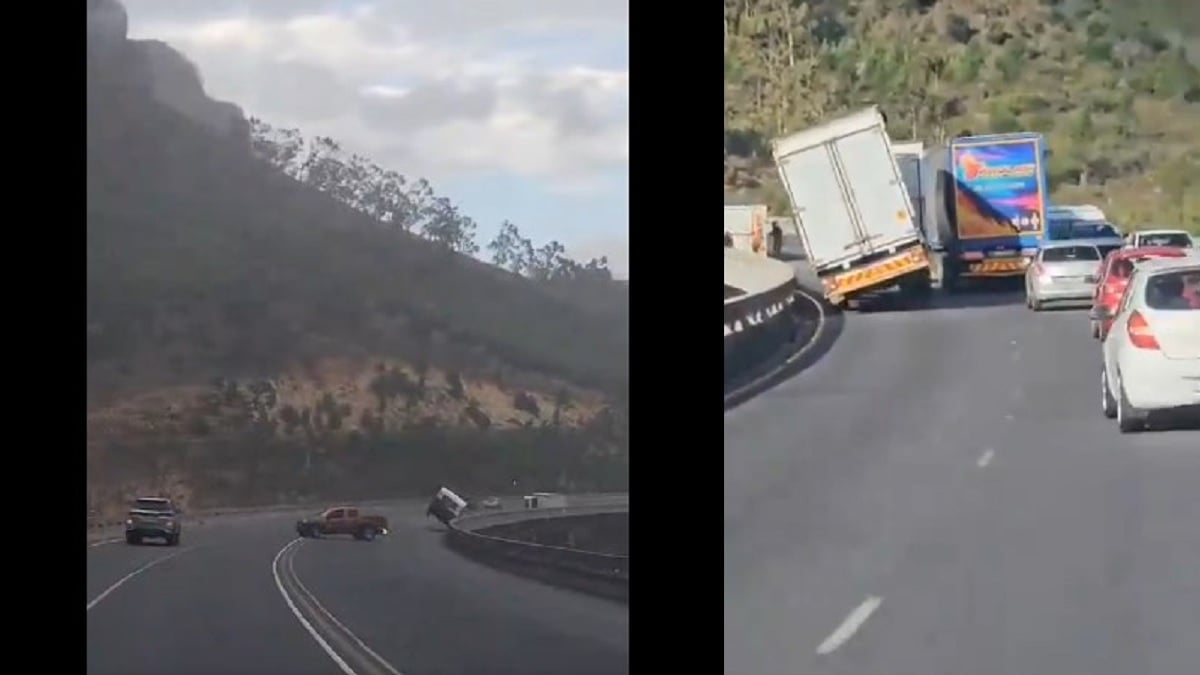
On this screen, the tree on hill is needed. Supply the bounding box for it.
[248,119,615,275]
[724,0,1200,231]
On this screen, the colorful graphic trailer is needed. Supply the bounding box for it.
[947,132,1049,279]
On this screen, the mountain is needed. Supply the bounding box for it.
[86,0,628,514]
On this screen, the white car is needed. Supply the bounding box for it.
[1100,254,1200,432]
[1125,229,1194,249]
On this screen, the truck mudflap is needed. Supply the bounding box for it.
[962,257,1031,278]
[822,246,930,303]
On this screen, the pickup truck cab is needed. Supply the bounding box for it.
[296,506,388,541]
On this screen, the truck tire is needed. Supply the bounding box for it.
[356,526,377,542]
[126,533,140,546]
[167,533,180,547]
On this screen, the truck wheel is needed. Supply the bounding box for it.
[356,527,377,542]
[167,533,180,547]
[126,533,140,546]
[943,272,959,294]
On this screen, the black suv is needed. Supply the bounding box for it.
[125,497,182,546]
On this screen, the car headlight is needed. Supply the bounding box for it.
[125,519,133,526]
[165,520,175,528]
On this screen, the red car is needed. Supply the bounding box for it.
[1089,246,1189,339]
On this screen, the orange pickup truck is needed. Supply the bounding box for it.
[295,506,389,541]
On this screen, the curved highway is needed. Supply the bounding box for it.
[725,277,1200,675]
[87,501,629,675]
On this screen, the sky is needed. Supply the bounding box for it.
[120,0,630,278]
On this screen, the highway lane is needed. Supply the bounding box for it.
[290,503,629,675]
[724,289,1200,675]
[87,501,628,675]
[88,511,343,675]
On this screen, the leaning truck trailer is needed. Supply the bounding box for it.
[771,106,932,308]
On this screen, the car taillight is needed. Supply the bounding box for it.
[1127,310,1160,350]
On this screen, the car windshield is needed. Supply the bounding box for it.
[1041,245,1099,262]
[1145,269,1200,310]
[133,499,172,513]
[1139,233,1192,248]
[1097,244,1123,258]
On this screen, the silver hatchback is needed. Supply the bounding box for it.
[1025,242,1104,310]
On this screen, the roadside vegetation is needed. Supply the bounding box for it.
[724,0,1200,233]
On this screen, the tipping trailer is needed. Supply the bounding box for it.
[918,132,1049,291]
[771,106,932,307]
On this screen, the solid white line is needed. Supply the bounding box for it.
[977,450,995,468]
[816,596,883,656]
[272,538,360,675]
[87,549,190,611]
[89,537,122,548]
[287,546,404,675]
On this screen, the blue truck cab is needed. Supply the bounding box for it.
[918,132,1050,291]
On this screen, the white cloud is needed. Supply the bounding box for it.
[121,1,629,189]
[116,0,629,276]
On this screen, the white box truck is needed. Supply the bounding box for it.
[772,106,932,307]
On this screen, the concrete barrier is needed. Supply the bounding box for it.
[445,494,630,602]
[725,248,801,381]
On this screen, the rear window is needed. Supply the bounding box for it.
[1112,259,1135,278]
[1041,246,1100,262]
[1144,270,1200,310]
[1138,233,1192,248]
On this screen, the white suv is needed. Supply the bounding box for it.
[1124,229,1194,249]
[1100,253,1200,432]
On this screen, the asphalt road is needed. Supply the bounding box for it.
[87,501,629,675]
[724,280,1200,675]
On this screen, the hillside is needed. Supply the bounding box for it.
[86,1,628,515]
[724,0,1200,232]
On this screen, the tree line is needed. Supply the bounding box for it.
[248,119,615,285]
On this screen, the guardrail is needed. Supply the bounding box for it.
[725,248,801,380]
[445,495,630,602]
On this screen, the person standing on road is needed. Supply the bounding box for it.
[769,221,783,258]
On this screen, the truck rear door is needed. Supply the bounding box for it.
[774,108,918,270]
[834,125,919,255]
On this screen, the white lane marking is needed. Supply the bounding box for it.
[285,543,404,675]
[87,548,190,611]
[273,538,358,675]
[89,537,122,548]
[816,595,883,656]
[977,450,995,468]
